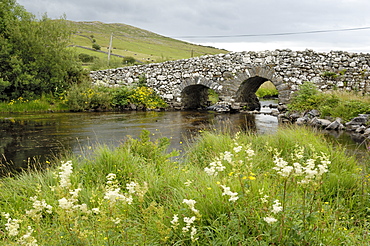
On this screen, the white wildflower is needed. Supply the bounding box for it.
[271,200,283,214]
[204,159,226,176]
[220,185,239,202]
[58,160,73,189]
[264,216,278,224]
[222,151,233,163]
[170,214,179,229]
[91,208,100,214]
[184,180,193,186]
[233,145,242,153]
[3,213,20,236]
[190,226,199,241]
[18,226,38,246]
[182,216,196,232]
[126,181,137,194]
[58,197,74,211]
[112,218,121,224]
[183,199,199,214]
[25,196,53,220]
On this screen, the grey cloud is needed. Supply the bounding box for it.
[16,0,370,52]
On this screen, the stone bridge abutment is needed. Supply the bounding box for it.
[90,49,370,110]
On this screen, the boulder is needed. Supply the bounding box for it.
[325,119,345,130]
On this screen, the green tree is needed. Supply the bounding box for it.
[0,0,86,100]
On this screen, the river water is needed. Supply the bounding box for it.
[0,100,367,174]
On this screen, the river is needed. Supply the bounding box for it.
[0,100,367,174]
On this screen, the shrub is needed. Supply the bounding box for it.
[111,86,133,108]
[128,86,167,109]
[78,53,97,63]
[92,43,101,50]
[288,81,370,121]
[65,82,112,111]
[122,56,136,65]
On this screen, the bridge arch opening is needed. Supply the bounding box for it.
[235,76,273,111]
[181,84,213,109]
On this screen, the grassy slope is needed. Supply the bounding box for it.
[68,21,228,63]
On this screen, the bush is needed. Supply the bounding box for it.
[122,56,136,65]
[78,53,97,63]
[0,2,86,101]
[66,82,112,111]
[92,43,101,50]
[128,86,167,109]
[111,86,133,108]
[288,82,370,121]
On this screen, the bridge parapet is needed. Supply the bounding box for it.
[90,49,370,109]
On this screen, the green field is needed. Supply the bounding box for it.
[68,21,228,64]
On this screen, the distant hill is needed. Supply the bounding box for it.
[68,21,228,64]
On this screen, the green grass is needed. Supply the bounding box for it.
[256,81,278,98]
[0,96,68,113]
[0,127,368,245]
[288,82,370,122]
[68,21,228,66]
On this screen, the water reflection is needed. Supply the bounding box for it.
[0,107,278,173]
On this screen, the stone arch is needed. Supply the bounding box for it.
[234,66,280,110]
[233,66,290,110]
[179,77,223,109]
[181,84,210,109]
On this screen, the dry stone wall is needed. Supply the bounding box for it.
[90,49,370,107]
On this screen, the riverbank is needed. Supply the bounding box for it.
[1,127,369,245]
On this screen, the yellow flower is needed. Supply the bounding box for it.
[248,176,256,180]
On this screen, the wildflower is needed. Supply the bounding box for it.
[126,181,138,194]
[170,214,179,229]
[104,188,133,204]
[182,216,196,232]
[264,216,278,224]
[190,226,199,241]
[222,151,233,163]
[271,200,283,214]
[18,226,38,246]
[91,208,100,214]
[2,213,20,236]
[204,158,226,176]
[58,160,73,189]
[184,180,193,186]
[220,185,239,202]
[26,196,53,220]
[58,197,74,211]
[112,218,121,224]
[183,199,199,214]
[233,145,242,153]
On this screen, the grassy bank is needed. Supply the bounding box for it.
[288,82,370,122]
[1,127,369,245]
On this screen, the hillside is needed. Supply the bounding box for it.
[68,21,228,64]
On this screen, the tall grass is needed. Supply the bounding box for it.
[0,96,68,113]
[288,82,370,121]
[0,127,368,245]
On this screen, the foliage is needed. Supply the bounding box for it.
[128,86,167,109]
[288,82,370,121]
[0,127,368,245]
[208,89,219,104]
[122,56,136,65]
[65,82,112,111]
[0,1,87,101]
[0,94,68,112]
[256,81,278,98]
[92,43,101,51]
[111,86,133,108]
[78,53,97,63]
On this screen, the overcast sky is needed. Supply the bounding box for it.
[16,0,370,53]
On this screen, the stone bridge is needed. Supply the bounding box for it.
[90,49,370,110]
